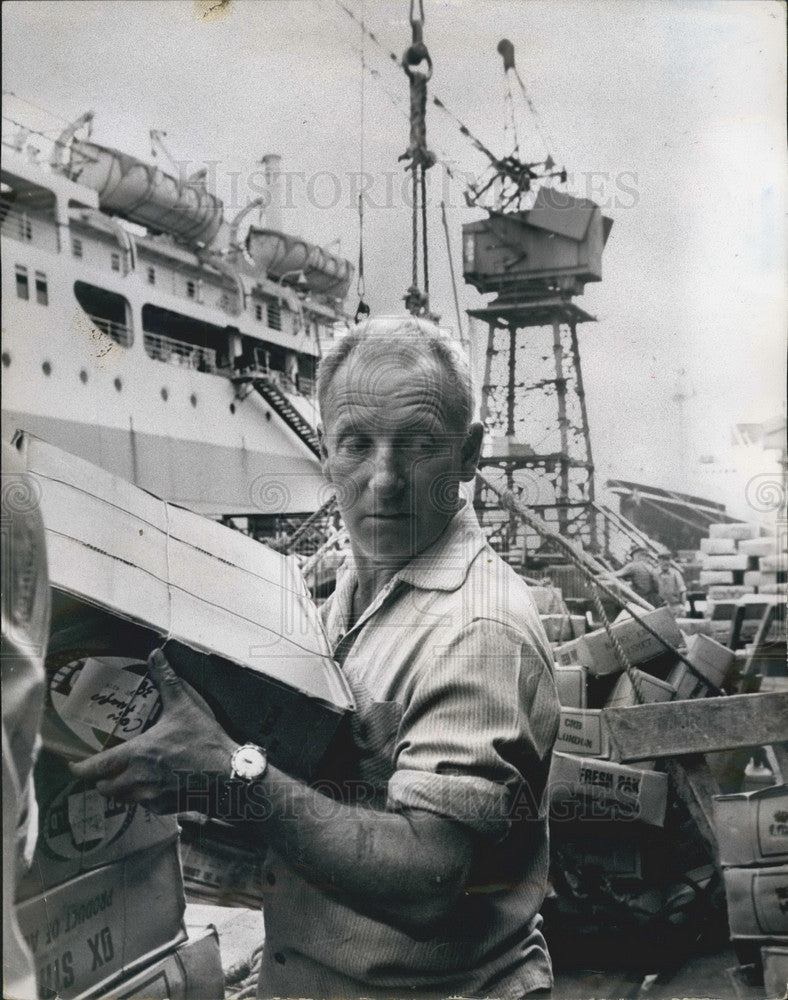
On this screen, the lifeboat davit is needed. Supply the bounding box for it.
[66,140,225,245]
[246,227,353,298]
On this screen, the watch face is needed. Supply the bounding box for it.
[233,745,267,780]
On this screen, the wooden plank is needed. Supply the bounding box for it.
[664,756,720,862]
[767,742,788,783]
[603,692,788,762]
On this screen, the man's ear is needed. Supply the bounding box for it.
[459,422,484,482]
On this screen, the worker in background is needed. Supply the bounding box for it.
[655,551,687,618]
[2,442,50,999]
[73,316,561,1000]
[612,546,660,604]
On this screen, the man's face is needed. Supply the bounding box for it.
[319,354,482,565]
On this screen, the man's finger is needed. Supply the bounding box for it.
[146,647,185,707]
[69,746,130,782]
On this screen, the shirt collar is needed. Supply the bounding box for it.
[325,503,486,647]
[394,501,487,591]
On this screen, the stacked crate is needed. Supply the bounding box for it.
[11,435,358,998]
[698,523,787,595]
[714,785,788,998]
[14,651,195,999]
[546,608,727,959]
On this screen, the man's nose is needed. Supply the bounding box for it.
[369,443,405,497]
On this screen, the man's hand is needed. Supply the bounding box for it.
[69,649,238,814]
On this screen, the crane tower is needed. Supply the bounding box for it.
[461,41,613,566]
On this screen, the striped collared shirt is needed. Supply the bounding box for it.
[258,502,560,1000]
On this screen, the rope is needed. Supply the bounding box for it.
[480,474,725,696]
[356,0,367,307]
[411,168,419,291]
[420,166,429,299]
[591,589,646,705]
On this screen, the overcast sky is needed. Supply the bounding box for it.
[3,0,785,512]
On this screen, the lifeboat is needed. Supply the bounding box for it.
[246,227,353,298]
[65,140,225,246]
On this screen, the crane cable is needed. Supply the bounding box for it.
[354,0,370,323]
[399,0,435,317]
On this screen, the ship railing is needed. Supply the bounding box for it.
[89,315,133,348]
[143,332,217,373]
[0,200,59,253]
[225,363,315,400]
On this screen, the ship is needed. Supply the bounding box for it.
[1,110,354,538]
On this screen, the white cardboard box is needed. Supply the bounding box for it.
[528,586,566,614]
[675,618,713,637]
[760,553,787,573]
[554,606,682,676]
[713,786,788,867]
[15,749,179,901]
[668,633,737,700]
[723,865,788,937]
[700,571,735,586]
[112,925,224,999]
[762,944,788,1000]
[702,554,750,572]
[549,752,669,826]
[554,665,587,708]
[540,614,575,643]
[707,586,754,600]
[18,434,355,780]
[709,523,759,541]
[554,709,609,758]
[700,537,738,555]
[15,840,186,1000]
[606,669,675,709]
[743,571,763,589]
[739,538,780,558]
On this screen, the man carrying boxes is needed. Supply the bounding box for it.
[65,318,563,1000]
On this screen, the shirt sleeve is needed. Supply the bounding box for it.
[386,618,559,842]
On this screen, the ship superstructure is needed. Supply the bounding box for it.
[1,112,353,533]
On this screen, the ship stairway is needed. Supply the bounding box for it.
[240,375,321,458]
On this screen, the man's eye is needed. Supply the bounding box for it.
[400,435,435,452]
[340,438,370,454]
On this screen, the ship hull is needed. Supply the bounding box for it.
[1,190,326,517]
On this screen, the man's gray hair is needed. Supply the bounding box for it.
[317,315,475,431]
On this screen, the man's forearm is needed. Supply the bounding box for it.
[238,765,474,937]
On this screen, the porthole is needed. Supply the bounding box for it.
[114,377,122,392]
[1,352,10,368]
[161,387,169,401]
[42,360,52,376]
[79,369,88,383]
[265,411,271,421]
[190,393,197,408]
[229,403,236,414]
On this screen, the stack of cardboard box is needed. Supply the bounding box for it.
[546,608,727,956]
[11,434,356,997]
[550,606,681,827]
[698,523,787,596]
[714,785,788,997]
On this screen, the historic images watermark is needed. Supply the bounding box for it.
[169,161,641,214]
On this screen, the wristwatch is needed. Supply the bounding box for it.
[217,743,267,820]
[230,743,268,781]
